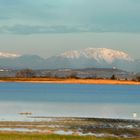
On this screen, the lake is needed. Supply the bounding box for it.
[0,82,139,121]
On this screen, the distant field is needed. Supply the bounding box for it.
[0,77,139,85]
[0,133,139,140]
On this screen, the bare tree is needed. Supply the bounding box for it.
[16,69,36,78]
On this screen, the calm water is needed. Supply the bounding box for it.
[0,82,140,120]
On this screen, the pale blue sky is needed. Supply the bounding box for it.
[0,0,140,58]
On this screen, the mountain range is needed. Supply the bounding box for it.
[0,48,139,72]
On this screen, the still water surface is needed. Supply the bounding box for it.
[0,82,139,120]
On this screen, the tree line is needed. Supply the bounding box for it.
[15,69,140,82]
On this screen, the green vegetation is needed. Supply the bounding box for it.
[0,133,139,140]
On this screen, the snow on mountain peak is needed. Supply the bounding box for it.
[60,48,133,64]
[0,52,20,58]
[61,50,80,59]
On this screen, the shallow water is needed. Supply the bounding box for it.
[0,82,139,120]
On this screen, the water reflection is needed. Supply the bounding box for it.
[0,102,139,120]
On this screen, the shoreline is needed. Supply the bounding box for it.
[0,78,140,85]
[0,117,139,139]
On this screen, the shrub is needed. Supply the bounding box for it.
[110,74,116,80]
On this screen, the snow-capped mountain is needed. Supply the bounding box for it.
[0,54,46,69]
[45,48,136,71]
[0,48,139,72]
[0,52,20,58]
[60,48,133,64]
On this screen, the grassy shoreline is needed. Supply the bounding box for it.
[0,77,140,85]
[0,133,138,140]
[0,132,140,140]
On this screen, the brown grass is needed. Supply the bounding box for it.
[0,77,139,85]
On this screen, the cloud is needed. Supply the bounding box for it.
[0,25,91,34]
[0,0,140,34]
[0,24,140,34]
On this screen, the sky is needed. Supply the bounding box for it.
[0,0,140,58]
